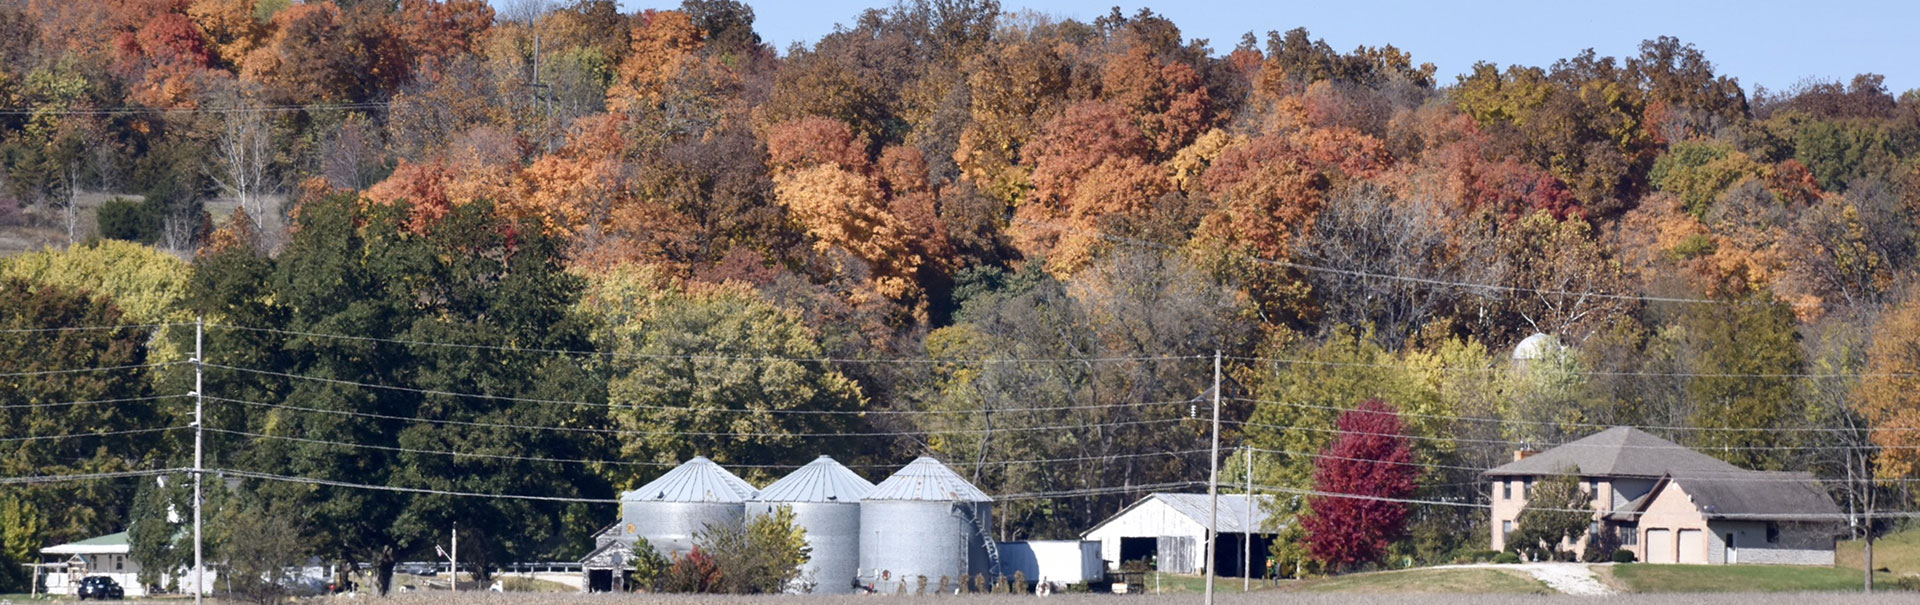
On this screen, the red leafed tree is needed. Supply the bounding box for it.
[1300,399,1418,571]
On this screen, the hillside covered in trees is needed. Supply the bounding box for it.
[3,0,1920,588]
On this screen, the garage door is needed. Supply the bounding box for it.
[1646,529,1675,564]
[1677,530,1706,564]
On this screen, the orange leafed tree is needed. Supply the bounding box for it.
[606,9,704,113]
[1858,299,1920,478]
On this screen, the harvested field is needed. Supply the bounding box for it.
[326,591,1909,604]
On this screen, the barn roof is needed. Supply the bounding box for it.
[865,457,992,502]
[753,455,874,503]
[1081,493,1278,537]
[1483,426,1744,478]
[620,456,758,503]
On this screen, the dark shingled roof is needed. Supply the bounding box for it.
[1671,470,1843,520]
[1609,470,1842,522]
[1483,426,1744,478]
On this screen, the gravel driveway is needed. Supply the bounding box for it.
[1436,562,1614,595]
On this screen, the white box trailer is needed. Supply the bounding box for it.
[996,540,1103,587]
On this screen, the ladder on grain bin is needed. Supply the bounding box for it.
[954,503,1000,579]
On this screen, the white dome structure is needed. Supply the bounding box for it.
[1512,332,1564,361]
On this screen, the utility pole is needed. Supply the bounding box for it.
[192,317,204,605]
[452,522,459,594]
[1205,350,1221,605]
[1244,444,1252,591]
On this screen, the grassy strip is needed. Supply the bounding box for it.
[1610,563,1894,593]
[1284,568,1552,594]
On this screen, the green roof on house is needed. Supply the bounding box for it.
[42,531,132,555]
[71,532,129,546]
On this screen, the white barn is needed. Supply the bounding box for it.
[1080,493,1276,577]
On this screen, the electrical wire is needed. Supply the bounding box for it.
[209,395,1192,438]
[1230,419,1920,451]
[1250,483,1913,520]
[0,426,183,443]
[0,394,186,411]
[1014,216,1817,308]
[206,323,1203,365]
[207,375,1195,417]
[1232,397,1920,433]
[1230,354,1920,380]
[206,427,1212,472]
[0,468,188,486]
[0,323,181,334]
[0,103,391,116]
[0,361,181,378]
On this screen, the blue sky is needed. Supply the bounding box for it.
[603,0,1915,95]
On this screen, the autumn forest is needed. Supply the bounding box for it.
[2,0,1919,586]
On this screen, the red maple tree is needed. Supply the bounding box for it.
[1300,399,1418,571]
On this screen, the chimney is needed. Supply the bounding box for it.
[1513,449,1537,462]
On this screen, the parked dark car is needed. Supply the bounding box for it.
[77,576,125,600]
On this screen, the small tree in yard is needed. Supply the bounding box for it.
[220,500,308,604]
[695,505,812,594]
[1510,469,1592,561]
[1301,399,1418,572]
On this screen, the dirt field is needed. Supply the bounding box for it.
[334,592,1908,604]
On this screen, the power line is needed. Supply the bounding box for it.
[1247,445,1920,484]
[1231,354,1920,380]
[1250,483,1916,520]
[219,469,619,504]
[220,468,1204,504]
[0,103,392,116]
[1015,216,1810,308]
[206,323,1202,365]
[0,394,186,411]
[207,427,1212,472]
[1231,419,1920,451]
[0,426,183,444]
[0,361,180,378]
[0,468,188,486]
[1232,397,1920,433]
[0,323,181,334]
[206,364,1205,420]
[208,374,1193,417]
[209,395,1192,438]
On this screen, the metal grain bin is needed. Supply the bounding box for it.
[857,457,995,592]
[749,455,875,594]
[619,456,758,558]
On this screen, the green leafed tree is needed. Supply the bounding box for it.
[583,264,866,486]
[184,193,612,593]
[1680,293,1802,469]
[0,279,160,553]
[1508,469,1592,562]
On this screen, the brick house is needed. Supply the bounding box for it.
[1485,426,1842,565]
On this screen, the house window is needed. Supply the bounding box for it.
[1525,479,1534,498]
[115,556,123,571]
[1620,525,1638,546]
[1501,481,1511,500]
[1503,520,1514,536]
[1766,523,1781,544]
[1589,521,1600,537]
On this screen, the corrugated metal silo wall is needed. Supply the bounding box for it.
[622,501,744,558]
[857,500,975,592]
[750,501,862,594]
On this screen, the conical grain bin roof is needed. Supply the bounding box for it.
[621,456,758,503]
[865,456,992,502]
[755,455,874,503]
